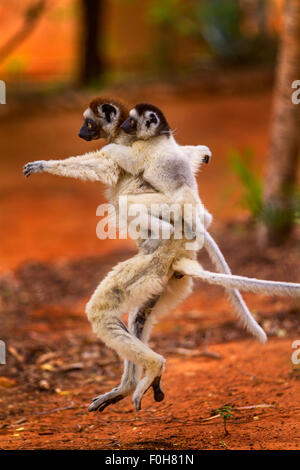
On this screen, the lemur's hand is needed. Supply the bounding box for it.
[184,223,197,240]
[140,238,161,254]
[23,160,46,178]
[197,145,211,164]
[100,144,120,160]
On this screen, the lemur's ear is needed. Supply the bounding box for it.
[98,104,118,123]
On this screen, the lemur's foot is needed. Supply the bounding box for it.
[88,386,128,412]
[132,375,164,411]
[152,376,165,402]
[23,161,45,177]
[133,396,142,412]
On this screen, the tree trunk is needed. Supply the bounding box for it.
[79,0,103,86]
[259,0,300,246]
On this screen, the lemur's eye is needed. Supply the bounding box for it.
[87,122,92,129]
[130,119,135,126]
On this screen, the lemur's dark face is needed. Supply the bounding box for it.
[78,116,101,141]
[79,99,128,141]
[121,103,171,140]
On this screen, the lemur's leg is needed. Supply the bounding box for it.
[23,152,121,186]
[124,296,164,402]
[134,274,194,401]
[124,273,193,403]
[90,272,193,411]
[129,214,175,253]
[130,273,195,410]
[86,247,178,413]
[89,296,161,412]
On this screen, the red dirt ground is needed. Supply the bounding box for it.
[0,88,299,450]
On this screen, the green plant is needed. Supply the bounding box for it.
[229,148,300,230]
[148,0,183,30]
[147,0,190,74]
[228,147,263,218]
[197,0,277,64]
[215,404,234,436]
[148,0,277,67]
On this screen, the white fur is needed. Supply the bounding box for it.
[86,238,195,409]
[83,108,98,121]
[101,135,204,242]
[182,145,212,174]
[44,152,120,185]
[174,258,300,299]
[24,102,271,412]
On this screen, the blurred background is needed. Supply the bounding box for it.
[0,0,283,85]
[0,0,299,450]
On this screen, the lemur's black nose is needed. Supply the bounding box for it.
[203,155,211,164]
[78,131,91,141]
[121,117,137,134]
[78,124,92,140]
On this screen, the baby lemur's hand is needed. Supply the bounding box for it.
[197,145,211,164]
[140,238,161,254]
[23,160,46,177]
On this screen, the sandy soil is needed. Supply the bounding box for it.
[0,89,299,450]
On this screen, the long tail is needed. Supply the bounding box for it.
[203,232,267,344]
[174,257,300,297]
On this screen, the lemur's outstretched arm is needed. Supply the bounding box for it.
[23,146,206,246]
[23,144,210,182]
[23,151,121,186]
